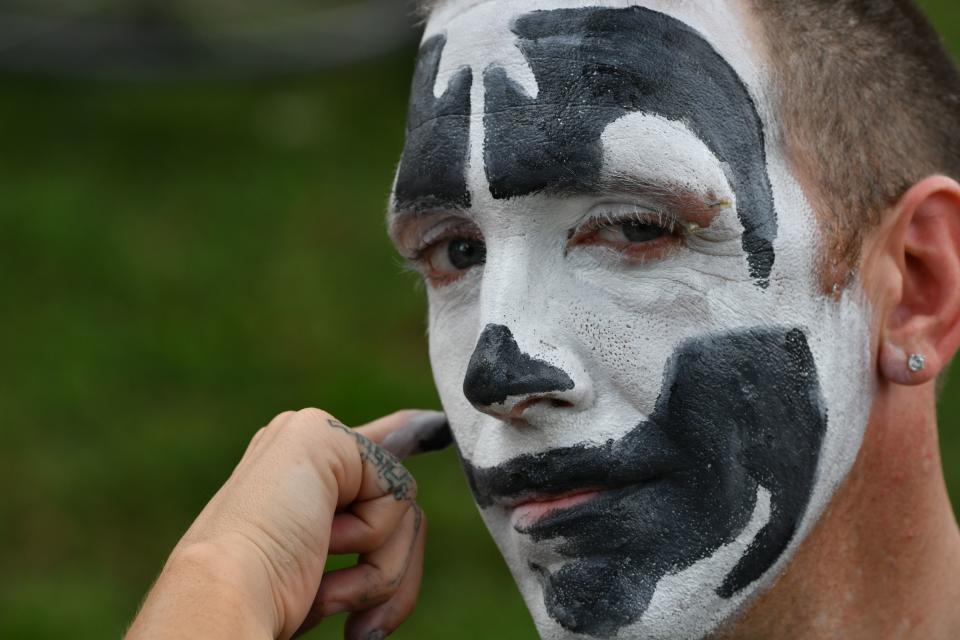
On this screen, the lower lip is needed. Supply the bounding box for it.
[511,489,603,529]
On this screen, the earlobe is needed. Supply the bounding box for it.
[875,176,960,387]
[878,340,941,386]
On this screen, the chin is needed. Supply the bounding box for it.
[485,484,777,640]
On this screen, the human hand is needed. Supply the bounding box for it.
[125,408,451,640]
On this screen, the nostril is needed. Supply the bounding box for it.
[504,395,574,420]
[462,324,575,409]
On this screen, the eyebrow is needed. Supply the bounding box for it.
[387,172,728,247]
[388,198,471,223]
[595,171,729,228]
[386,199,472,250]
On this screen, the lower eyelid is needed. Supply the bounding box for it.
[427,262,484,289]
[571,233,683,264]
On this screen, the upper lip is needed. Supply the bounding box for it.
[461,434,683,511]
[502,487,606,510]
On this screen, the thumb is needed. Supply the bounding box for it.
[355,410,451,460]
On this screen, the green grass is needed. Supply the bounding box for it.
[1,2,958,638]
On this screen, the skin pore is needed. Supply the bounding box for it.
[390,0,960,638]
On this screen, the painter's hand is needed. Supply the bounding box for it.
[126,409,450,640]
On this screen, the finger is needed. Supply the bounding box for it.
[243,411,295,457]
[343,507,427,640]
[311,503,424,618]
[328,492,412,555]
[354,410,441,444]
[337,427,418,504]
[357,410,451,460]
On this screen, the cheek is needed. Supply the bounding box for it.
[563,281,777,415]
[426,292,483,449]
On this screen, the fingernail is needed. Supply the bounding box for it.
[364,630,386,640]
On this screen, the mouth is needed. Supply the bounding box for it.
[509,487,605,529]
[461,426,685,525]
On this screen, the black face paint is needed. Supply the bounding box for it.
[483,7,777,285]
[460,328,826,637]
[394,34,473,212]
[415,420,454,454]
[463,323,575,408]
[380,412,453,460]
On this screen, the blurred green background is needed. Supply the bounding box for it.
[1,2,957,639]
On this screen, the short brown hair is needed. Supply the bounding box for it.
[411,0,960,285]
[751,0,960,288]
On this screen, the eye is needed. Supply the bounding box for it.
[610,219,668,243]
[419,235,486,287]
[568,208,682,263]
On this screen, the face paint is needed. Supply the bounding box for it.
[482,6,775,284]
[462,328,826,636]
[463,324,575,407]
[394,34,473,212]
[390,1,875,638]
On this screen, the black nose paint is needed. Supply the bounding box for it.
[460,328,826,637]
[394,34,473,212]
[484,7,777,286]
[463,323,575,408]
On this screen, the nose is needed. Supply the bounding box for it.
[463,323,586,419]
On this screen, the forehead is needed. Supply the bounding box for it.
[424,0,766,92]
[397,0,781,284]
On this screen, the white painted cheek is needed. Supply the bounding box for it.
[426,286,484,456]
[762,148,874,576]
[762,141,874,531]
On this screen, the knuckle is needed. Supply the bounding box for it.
[404,474,419,502]
[243,425,273,457]
[263,411,296,434]
[249,426,269,445]
[282,408,335,443]
[295,407,333,424]
[363,567,401,603]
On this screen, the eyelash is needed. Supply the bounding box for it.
[408,207,686,288]
[572,207,681,239]
[567,207,685,263]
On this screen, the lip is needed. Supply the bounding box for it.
[509,487,605,529]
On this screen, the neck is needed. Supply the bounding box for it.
[715,383,960,639]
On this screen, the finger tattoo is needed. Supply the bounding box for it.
[327,419,416,501]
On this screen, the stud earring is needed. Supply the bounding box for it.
[907,353,926,373]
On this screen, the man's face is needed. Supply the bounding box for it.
[389,1,875,638]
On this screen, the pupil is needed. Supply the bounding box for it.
[622,220,665,242]
[448,239,486,269]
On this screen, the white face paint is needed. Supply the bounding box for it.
[389,1,875,638]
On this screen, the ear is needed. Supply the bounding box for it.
[874,176,960,386]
